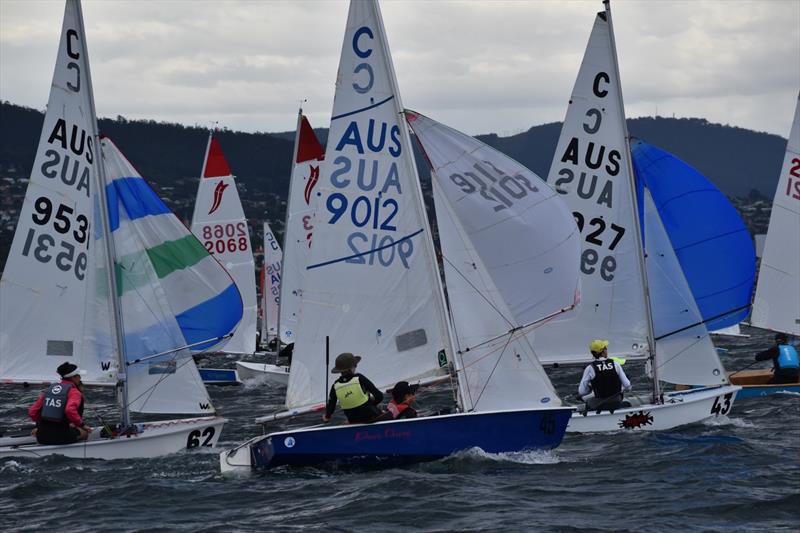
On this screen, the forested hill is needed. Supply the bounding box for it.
[1,101,788,199]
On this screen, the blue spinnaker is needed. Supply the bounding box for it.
[631,139,755,331]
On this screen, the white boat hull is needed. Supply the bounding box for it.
[236,361,289,384]
[0,416,226,460]
[567,386,740,433]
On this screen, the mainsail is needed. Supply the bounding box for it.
[0,0,116,385]
[190,135,257,354]
[752,93,800,336]
[262,220,283,343]
[407,111,579,411]
[533,7,650,364]
[279,113,325,344]
[101,137,242,413]
[285,0,453,409]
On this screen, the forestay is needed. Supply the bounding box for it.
[285,0,452,409]
[632,139,755,332]
[0,1,116,386]
[262,221,283,343]
[191,135,257,354]
[102,137,242,414]
[752,93,800,336]
[407,111,577,411]
[533,9,649,364]
[642,189,728,386]
[279,113,325,344]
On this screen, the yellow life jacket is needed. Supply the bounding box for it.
[334,375,369,410]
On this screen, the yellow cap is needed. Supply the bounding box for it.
[589,339,609,354]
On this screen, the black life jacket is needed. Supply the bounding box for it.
[41,383,72,423]
[590,359,622,399]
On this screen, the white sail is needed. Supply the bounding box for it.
[433,180,561,411]
[285,0,452,409]
[643,190,728,386]
[752,93,800,336]
[262,221,283,343]
[0,0,116,386]
[533,8,649,364]
[101,137,242,414]
[279,113,325,344]
[190,135,257,354]
[407,111,580,326]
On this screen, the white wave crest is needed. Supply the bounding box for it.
[701,415,755,428]
[451,446,561,465]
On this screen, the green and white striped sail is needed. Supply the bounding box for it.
[101,137,243,414]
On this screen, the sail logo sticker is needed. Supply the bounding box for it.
[284,437,296,448]
[208,181,229,214]
[304,165,320,205]
[618,411,654,429]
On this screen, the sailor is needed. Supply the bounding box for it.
[28,362,92,445]
[375,381,419,422]
[578,340,632,412]
[323,352,383,424]
[754,332,800,384]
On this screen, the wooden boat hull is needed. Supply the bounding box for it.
[567,385,741,433]
[235,361,289,384]
[0,417,226,460]
[220,407,572,472]
[728,369,800,399]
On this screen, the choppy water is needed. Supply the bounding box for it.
[2,327,798,532]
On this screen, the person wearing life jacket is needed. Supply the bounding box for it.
[28,362,92,445]
[755,332,800,384]
[578,339,632,413]
[322,353,384,424]
[375,381,419,422]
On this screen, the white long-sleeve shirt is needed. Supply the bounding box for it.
[578,357,632,398]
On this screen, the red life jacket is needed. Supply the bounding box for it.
[386,400,409,418]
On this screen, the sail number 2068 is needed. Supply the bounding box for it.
[201,223,249,254]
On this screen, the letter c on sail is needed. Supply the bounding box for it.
[352,26,374,58]
[208,181,229,214]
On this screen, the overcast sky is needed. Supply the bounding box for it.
[1,0,798,138]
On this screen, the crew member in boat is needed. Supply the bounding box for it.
[375,381,419,421]
[28,362,92,445]
[323,353,384,424]
[754,333,800,384]
[578,340,632,412]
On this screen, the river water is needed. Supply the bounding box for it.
[1,326,798,532]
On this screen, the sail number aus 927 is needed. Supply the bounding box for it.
[20,196,89,280]
[201,223,249,254]
[573,212,625,282]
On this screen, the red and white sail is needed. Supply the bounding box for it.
[190,135,257,354]
[278,112,325,344]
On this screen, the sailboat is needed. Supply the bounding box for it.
[533,0,740,432]
[190,134,257,356]
[219,0,574,471]
[0,0,238,459]
[733,93,800,397]
[235,111,325,383]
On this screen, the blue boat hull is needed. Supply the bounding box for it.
[249,407,573,469]
[735,384,800,399]
[198,368,240,385]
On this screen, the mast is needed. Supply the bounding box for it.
[372,1,463,411]
[276,108,304,348]
[75,0,131,425]
[603,0,660,402]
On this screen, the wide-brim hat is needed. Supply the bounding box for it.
[331,352,361,373]
[391,381,419,403]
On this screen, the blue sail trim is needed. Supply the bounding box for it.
[631,140,756,330]
[176,283,243,352]
[106,177,171,231]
